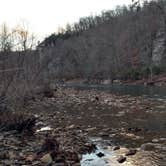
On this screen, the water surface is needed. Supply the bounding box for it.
[62,83,166,99]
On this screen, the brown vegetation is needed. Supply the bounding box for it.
[38,0,166,82]
[0,111,36,134]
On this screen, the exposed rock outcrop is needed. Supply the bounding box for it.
[152,28,166,66]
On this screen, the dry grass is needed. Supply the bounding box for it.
[0,111,36,134]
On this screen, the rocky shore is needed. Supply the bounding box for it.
[123,74,166,86]
[0,87,166,165]
[59,73,166,86]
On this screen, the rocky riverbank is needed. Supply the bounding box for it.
[123,74,166,86]
[0,87,166,165]
[60,73,166,86]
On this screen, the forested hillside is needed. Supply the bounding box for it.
[39,0,166,82]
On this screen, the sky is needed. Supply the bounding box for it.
[0,0,131,40]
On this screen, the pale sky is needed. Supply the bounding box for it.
[0,0,131,39]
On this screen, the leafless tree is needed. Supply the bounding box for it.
[38,1,165,82]
[0,22,41,110]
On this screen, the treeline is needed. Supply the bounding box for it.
[0,23,50,110]
[39,0,166,81]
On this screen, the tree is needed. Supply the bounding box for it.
[0,22,39,109]
[12,22,36,51]
[0,23,13,52]
[39,1,165,82]
[132,0,166,29]
[132,0,166,78]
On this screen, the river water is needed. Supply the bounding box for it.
[61,83,166,99]
[61,84,166,166]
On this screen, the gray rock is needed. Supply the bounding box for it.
[96,152,105,158]
[125,149,137,156]
[117,155,126,163]
[113,146,120,151]
[141,143,160,151]
[41,153,53,165]
[159,138,166,142]
[152,139,159,143]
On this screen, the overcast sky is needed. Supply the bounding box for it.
[0,0,131,39]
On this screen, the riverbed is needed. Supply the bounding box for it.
[57,85,166,165]
[0,85,165,165]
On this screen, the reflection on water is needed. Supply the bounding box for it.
[81,137,166,166]
[81,146,111,166]
[81,138,113,166]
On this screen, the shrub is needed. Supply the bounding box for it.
[128,69,141,80]
[126,66,164,81]
[0,111,36,134]
[152,66,162,75]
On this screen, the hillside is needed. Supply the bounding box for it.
[38,0,166,83]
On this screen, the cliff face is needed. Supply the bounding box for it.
[152,28,166,66]
[38,1,166,80]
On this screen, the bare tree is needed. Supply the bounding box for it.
[0,22,38,110]
[0,23,13,52]
[12,22,37,51]
[38,1,165,83]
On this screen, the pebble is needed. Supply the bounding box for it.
[96,152,105,158]
[117,155,126,163]
[125,149,137,156]
[152,139,159,143]
[113,146,120,151]
[41,153,53,164]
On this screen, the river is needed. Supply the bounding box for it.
[60,84,166,166]
[61,83,166,99]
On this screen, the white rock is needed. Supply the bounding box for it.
[41,153,52,164]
